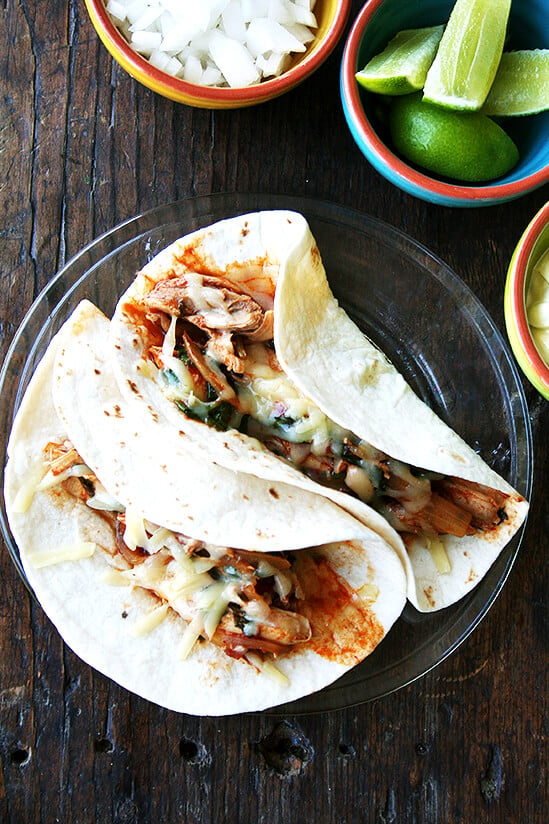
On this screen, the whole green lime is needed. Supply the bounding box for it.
[389,93,519,181]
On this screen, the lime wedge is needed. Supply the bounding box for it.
[423,0,511,111]
[482,50,549,116]
[355,26,444,95]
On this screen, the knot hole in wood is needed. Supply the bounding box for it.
[257,720,314,777]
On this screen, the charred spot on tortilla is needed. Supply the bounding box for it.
[94,368,101,375]
[423,587,436,609]
[127,380,141,396]
[269,488,279,499]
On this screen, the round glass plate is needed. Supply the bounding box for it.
[0,193,532,715]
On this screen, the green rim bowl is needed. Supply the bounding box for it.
[505,200,549,399]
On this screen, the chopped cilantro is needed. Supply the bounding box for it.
[222,565,240,579]
[174,400,203,421]
[206,401,237,432]
[162,368,180,386]
[175,344,191,364]
[273,414,296,428]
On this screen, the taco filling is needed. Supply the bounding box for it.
[134,272,510,543]
[30,437,383,676]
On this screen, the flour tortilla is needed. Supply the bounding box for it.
[4,303,406,715]
[110,210,528,612]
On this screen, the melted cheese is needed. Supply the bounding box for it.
[240,343,346,447]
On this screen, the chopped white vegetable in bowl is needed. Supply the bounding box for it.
[85,0,351,107]
[106,0,317,87]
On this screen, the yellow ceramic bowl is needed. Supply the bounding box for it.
[85,0,351,108]
[504,201,549,400]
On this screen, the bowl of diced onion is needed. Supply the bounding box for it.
[505,200,549,400]
[85,0,351,108]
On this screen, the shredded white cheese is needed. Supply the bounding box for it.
[102,567,131,586]
[123,508,150,551]
[427,538,452,574]
[246,652,290,685]
[29,542,97,569]
[130,602,169,636]
[179,614,205,659]
[11,461,48,513]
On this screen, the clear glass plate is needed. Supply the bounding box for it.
[0,193,532,714]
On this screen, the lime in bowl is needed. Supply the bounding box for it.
[340,0,549,207]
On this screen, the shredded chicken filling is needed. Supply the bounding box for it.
[138,273,510,540]
[42,440,315,669]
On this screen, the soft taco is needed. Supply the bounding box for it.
[110,210,529,612]
[4,301,406,715]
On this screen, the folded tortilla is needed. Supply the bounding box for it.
[4,301,406,715]
[110,210,529,612]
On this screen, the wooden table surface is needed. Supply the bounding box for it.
[1,2,547,822]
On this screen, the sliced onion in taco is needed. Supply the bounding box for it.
[110,210,529,612]
[4,301,406,715]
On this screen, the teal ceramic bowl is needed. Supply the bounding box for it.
[340,0,549,206]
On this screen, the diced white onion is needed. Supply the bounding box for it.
[131,30,162,56]
[209,29,259,87]
[106,1,127,22]
[106,0,318,88]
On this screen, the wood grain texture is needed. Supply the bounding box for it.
[0,1,547,822]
